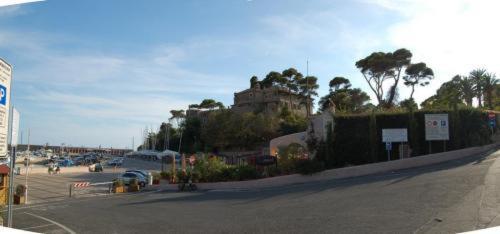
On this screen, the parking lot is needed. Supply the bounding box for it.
[12,157,164,204]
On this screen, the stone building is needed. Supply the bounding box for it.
[231,83,311,117]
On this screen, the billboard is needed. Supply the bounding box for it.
[382,128,408,142]
[0,58,11,158]
[425,114,449,140]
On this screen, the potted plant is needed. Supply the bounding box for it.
[14,184,26,204]
[128,178,140,192]
[112,179,125,193]
[152,172,161,185]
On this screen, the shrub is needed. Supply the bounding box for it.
[160,171,171,179]
[236,165,259,181]
[113,179,124,187]
[295,159,325,175]
[321,109,493,168]
[15,184,26,196]
[129,178,139,187]
[152,172,161,180]
[191,171,200,183]
[265,166,281,177]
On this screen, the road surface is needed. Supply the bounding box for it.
[7,149,500,233]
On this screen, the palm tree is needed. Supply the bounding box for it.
[483,73,499,110]
[470,69,487,107]
[458,75,475,107]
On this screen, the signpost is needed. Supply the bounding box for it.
[425,114,449,153]
[7,108,19,228]
[382,128,408,161]
[488,112,496,132]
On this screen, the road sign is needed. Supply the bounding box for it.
[425,114,449,140]
[488,112,496,128]
[382,128,408,142]
[10,108,19,146]
[0,58,11,159]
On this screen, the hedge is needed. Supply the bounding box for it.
[321,108,494,168]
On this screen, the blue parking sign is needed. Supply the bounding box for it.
[0,84,6,106]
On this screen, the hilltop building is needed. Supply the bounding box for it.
[231,83,311,117]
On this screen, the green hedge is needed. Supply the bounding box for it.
[325,109,493,168]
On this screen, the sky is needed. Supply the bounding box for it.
[0,0,499,149]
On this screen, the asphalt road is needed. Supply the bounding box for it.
[7,149,500,234]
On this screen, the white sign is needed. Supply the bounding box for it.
[382,128,408,142]
[10,108,19,147]
[425,114,449,140]
[0,58,11,158]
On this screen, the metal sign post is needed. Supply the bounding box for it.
[7,108,19,227]
[382,129,408,161]
[488,112,496,133]
[386,142,392,161]
[425,114,449,154]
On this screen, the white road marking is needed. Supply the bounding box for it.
[22,223,56,230]
[24,212,76,234]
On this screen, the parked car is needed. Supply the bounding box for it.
[58,159,74,167]
[88,163,103,172]
[125,170,151,183]
[120,172,147,187]
[107,158,123,166]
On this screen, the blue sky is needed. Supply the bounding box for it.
[0,0,499,148]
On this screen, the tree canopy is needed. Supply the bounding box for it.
[356,48,412,108]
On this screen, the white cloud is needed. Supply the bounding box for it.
[369,0,500,103]
[0,0,44,7]
[0,28,244,148]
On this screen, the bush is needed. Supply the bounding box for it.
[236,165,259,181]
[322,109,493,168]
[191,171,200,183]
[160,171,171,179]
[152,172,161,180]
[295,159,325,175]
[15,184,26,196]
[129,178,139,187]
[113,179,124,187]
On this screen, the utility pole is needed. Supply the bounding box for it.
[25,128,30,204]
[164,124,167,151]
[132,136,134,151]
[166,123,170,150]
[306,60,311,117]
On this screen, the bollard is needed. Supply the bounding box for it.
[69,184,72,197]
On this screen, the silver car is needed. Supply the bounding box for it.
[120,172,147,187]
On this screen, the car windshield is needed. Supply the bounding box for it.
[2,1,500,234]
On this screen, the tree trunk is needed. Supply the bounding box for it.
[487,91,494,110]
[386,69,402,108]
